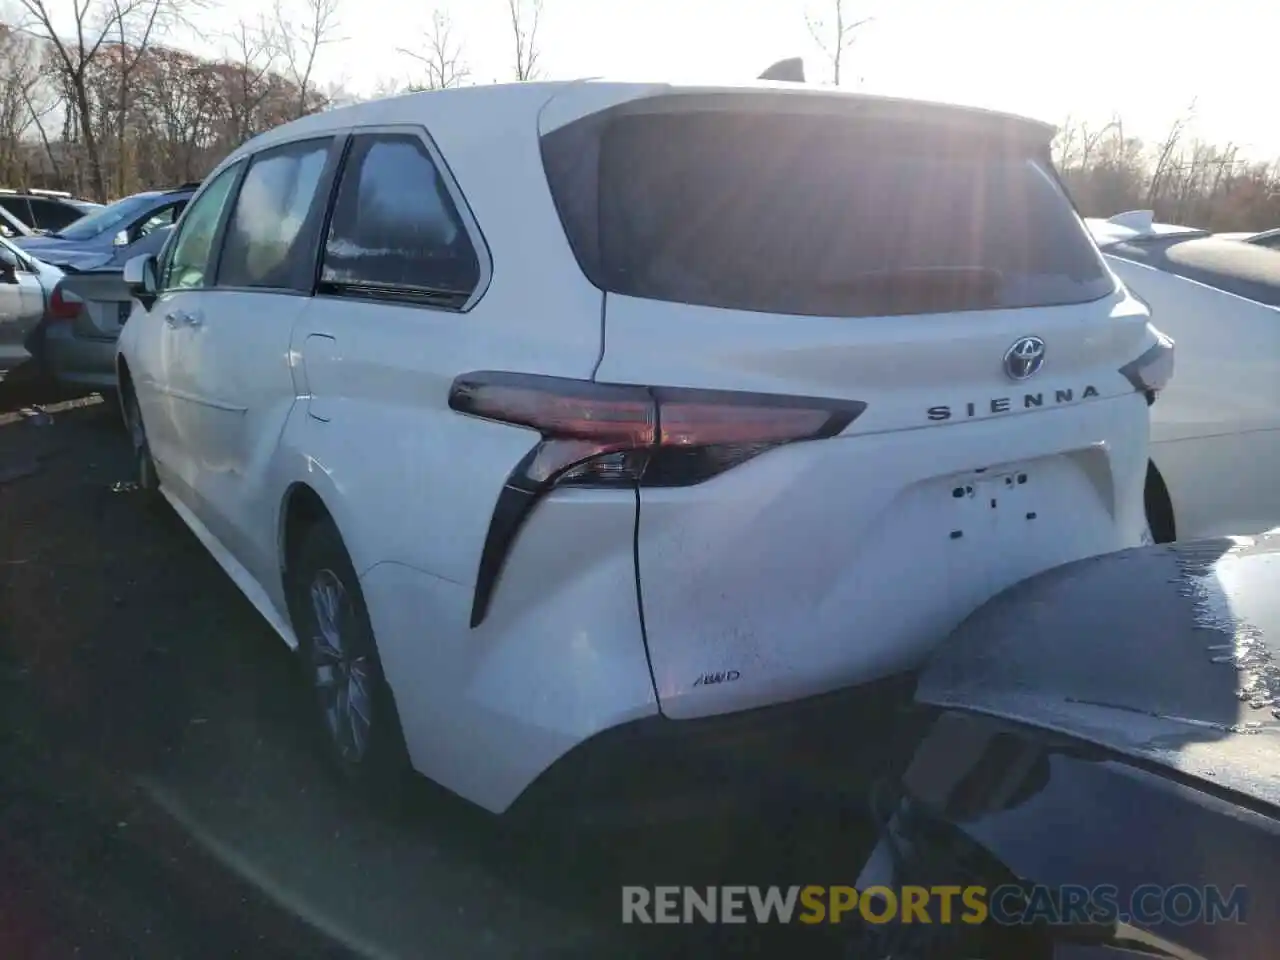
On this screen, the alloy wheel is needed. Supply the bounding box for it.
[307,568,375,764]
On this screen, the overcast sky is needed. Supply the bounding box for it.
[49,0,1280,160]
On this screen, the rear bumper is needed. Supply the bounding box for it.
[43,321,118,389]
[507,673,928,828]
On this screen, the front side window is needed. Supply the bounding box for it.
[130,202,185,244]
[219,138,332,291]
[160,164,242,291]
[320,132,480,303]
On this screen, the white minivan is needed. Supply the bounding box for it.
[116,80,1172,814]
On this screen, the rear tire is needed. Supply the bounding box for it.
[1144,461,1176,544]
[123,386,162,507]
[287,519,410,798]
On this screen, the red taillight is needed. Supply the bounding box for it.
[449,372,867,627]
[449,372,864,489]
[47,286,83,321]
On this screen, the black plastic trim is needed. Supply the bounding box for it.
[469,446,543,628]
[1118,338,1173,394]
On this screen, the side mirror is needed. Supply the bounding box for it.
[0,260,14,284]
[113,229,129,247]
[124,253,158,307]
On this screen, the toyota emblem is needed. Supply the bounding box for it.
[1003,336,1046,381]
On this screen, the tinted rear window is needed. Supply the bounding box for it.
[542,109,1114,317]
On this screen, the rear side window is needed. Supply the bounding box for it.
[0,196,31,227]
[543,108,1115,317]
[29,199,81,232]
[218,138,332,291]
[320,133,480,304]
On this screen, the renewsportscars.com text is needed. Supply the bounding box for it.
[621,884,1248,926]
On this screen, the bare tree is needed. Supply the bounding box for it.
[1077,117,1119,172]
[275,0,342,119]
[222,15,280,142]
[507,0,542,81]
[368,75,407,99]
[398,9,468,90]
[0,25,51,182]
[107,0,192,196]
[18,0,121,199]
[1147,102,1195,207]
[5,1,1273,234]
[1052,115,1079,171]
[18,0,191,198]
[805,0,871,87]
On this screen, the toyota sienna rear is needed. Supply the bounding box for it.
[115,80,1170,815]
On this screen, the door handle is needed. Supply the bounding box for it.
[184,311,203,328]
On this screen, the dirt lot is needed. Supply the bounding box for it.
[0,371,899,959]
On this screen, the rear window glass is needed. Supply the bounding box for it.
[542,109,1115,317]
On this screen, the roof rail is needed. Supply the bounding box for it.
[0,186,75,198]
[174,181,203,191]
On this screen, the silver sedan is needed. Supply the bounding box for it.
[20,225,175,391]
[0,235,62,374]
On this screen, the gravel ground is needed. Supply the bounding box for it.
[0,371,908,959]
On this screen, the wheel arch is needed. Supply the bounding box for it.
[279,481,338,581]
[1145,458,1176,544]
[115,354,134,418]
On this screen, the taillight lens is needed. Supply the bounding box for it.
[449,371,866,627]
[451,373,655,487]
[47,285,83,321]
[449,371,864,489]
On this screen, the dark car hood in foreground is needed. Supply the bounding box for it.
[917,533,1280,808]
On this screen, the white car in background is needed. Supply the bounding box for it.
[115,80,1170,815]
[1214,226,1280,249]
[1088,211,1280,542]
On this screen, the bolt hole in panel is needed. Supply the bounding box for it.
[939,452,1117,623]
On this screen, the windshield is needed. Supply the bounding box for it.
[55,193,162,241]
